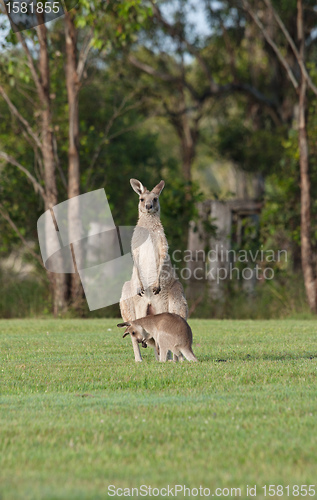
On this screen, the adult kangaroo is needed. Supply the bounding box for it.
[119,179,188,361]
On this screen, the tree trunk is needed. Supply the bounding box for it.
[297,0,317,312]
[64,11,83,306]
[179,86,198,183]
[37,20,68,315]
[180,132,194,183]
[298,83,316,311]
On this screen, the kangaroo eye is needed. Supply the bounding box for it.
[140,198,144,202]
[153,198,157,202]
[132,331,135,335]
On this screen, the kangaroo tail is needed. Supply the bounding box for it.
[181,348,198,362]
[147,303,155,315]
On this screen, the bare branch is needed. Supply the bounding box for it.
[142,3,281,117]
[263,0,317,96]
[241,0,299,90]
[130,54,281,122]
[15,84,37,106]
[106,121,148,142]
[129,55,178,82]
[85,122,149,189]
[0,203,43,265]
[22,129,39,154]
[103,93,144,138]
[77,30,93,81]
[229,82,282,123]
[85,92,147,187]
[14,31,44,100]
[0,85,42,149]
[188,293,204,318]
[150,1,220,93]
[130,54,210,107]
[53,135,67,190]
[220,20,239,82]
[0,151,45,199]
[36,21,50,102]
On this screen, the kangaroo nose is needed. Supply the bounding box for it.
[146,203,152,210]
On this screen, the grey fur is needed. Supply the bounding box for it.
[118,313,198,362]
[119,179,188,362]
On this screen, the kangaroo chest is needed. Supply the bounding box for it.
[132,225,166,285]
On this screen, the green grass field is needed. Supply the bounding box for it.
[1,319,317,500]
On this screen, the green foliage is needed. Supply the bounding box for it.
[73,0,153,51]
[260,95,317,262]
[1,0,317,317]
[192,273,310,319]
[216,119,284,175]
[0,267,50,318]
[1,319,317,498]
[161,179,204,258]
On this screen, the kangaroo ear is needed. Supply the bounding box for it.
[152,180,165,196]
[117,322,131,328]
[130,179,146,195]
[122,331,130,338]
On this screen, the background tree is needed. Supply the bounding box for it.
[0,0,153,315]
[0,17,69,315]
[240,0,317,311]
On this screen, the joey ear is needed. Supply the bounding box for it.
[130,179,146,195]
[117,322,131,328]
[152,180,165,196]
[122,331,130,338]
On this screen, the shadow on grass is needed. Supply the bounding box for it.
[197,353,317,362]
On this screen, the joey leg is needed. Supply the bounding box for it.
[159,346,168,362]
[130,334,142,362]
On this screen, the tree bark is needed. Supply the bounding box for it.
[297,0,317,312]
[242,0,317,313]
[179,112,196,183]
[64,11,83,306]
[65,11,80,201]
[298,80,316,311]
[172,86,200,183]
[37,19,68,315]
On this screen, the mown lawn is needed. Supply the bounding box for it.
[0,319,317,500]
